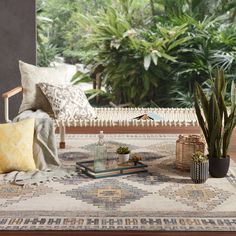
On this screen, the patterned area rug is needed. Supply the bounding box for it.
[0,133,236,231]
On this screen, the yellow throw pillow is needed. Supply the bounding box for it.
[0,118,36,174]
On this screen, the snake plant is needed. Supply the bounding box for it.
[194,70,236,158]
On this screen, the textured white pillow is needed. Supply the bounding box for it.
[19,61,69,114]
[38,83,96,120]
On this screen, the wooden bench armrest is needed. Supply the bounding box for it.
[2,86,23,123]
[2,86,23,98]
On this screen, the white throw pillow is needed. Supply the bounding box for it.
[38,83,96,120]
[19,61,69,114]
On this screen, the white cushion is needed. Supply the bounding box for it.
[19,61,69,114]
[51,62,77,84]
[38,83,96,120]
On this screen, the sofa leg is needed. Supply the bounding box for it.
[59,125,66,149]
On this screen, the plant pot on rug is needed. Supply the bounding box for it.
[194,70,236,178]
[208,155,230,178]
[116,146,130,163]
[190,152,208,183]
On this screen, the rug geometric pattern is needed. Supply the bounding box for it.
[62,179,150,210]
[0,184,53,208]
[125,171,192,185]
[55,173,91,185]
[0,134,236,231]
[59,151,90,162]
[159,184,231,211]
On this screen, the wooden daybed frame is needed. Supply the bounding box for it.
[2,86,200,149]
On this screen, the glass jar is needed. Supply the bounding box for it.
[93,131,107,171]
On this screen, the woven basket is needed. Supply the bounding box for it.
[175,135,205,171]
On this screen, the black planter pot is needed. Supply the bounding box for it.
[190,161,209,183]
[209,156,230,178]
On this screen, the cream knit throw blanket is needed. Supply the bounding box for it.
[0,110,73,186]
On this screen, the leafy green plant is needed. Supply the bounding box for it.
[37,42,58,67]
[37,3,57,66]
[37,0,236,107]
[170,90,194,108]
[71,70,111,105]
[75,1,236,108]
[77,4,191,106]
[116,146,130,154]
[192,151,208,163]
[194,69,236,159]
[153,0,236,22]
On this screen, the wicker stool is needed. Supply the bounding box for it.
[176,134,205,171]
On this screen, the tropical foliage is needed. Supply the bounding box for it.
[37,2,57,66]
[37,0,236,107]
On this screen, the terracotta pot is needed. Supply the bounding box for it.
[209,155,230,178]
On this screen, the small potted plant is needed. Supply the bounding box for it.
[116,146,130,163]
[190,151,209,183]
